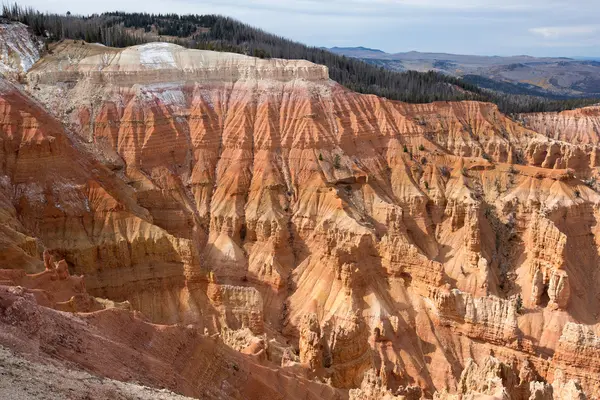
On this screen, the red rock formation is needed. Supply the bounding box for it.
[553,323,600,394]
[520,106,600,146]
[0,37,599,398]
[0,284,343,400]
[432,288,519,345]
[0,250,102,312]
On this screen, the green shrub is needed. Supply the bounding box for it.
[333,154,341,169]
[515,294,523,314]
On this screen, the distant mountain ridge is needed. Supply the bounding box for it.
[330,47,600,98]
[328,46,387,58]
[330,47,572,63]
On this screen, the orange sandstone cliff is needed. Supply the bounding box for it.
[0,37,599,399]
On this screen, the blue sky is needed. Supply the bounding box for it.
[11,0,600,57]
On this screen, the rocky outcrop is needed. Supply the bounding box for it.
[28,42,329,85]
[528,381,554,400]
[518,107,600,174]
[0,21,41,79]
[553,323,600,393]
[457,357,515,399]
[349,369,403,400]
[526,212,570,309]
[295,311,372,388]
[546,271,570,310]
[326,312,372,388]
[298,313,324,371]
[435,355,589,400]
[520,107,600,146]
[552,369,587,400]
[432,288,518,344]
[206,283,264,334]
[0,250,103,312]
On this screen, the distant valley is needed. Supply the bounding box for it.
[330,47,600,98]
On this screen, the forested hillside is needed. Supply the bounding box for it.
[2,4,598,113]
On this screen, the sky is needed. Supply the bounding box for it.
[9,0,600,57]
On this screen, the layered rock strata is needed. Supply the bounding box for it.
[0,37,599,398]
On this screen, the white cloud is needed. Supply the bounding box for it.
[530,25,599,39]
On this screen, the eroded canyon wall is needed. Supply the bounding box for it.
[0,37,600,399]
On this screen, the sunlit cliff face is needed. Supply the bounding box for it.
[0,34,599,399]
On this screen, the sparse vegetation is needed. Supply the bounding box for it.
[494,177,502,193]
[440,166,451,178]
[575,189,581,198]
[560,169,575,181]
[403,144,408,153]
[484,205,492,218]
[418,144,425,151]
[318,153,323,161]
[333,154,341,169]
[515,294,523,314]
[512,151,526,165]
[424,182,429,190]
[584,177,597,190]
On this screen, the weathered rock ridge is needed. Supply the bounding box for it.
[0,38,600,398]
[520,106,600,146]
[0,21,41,78]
